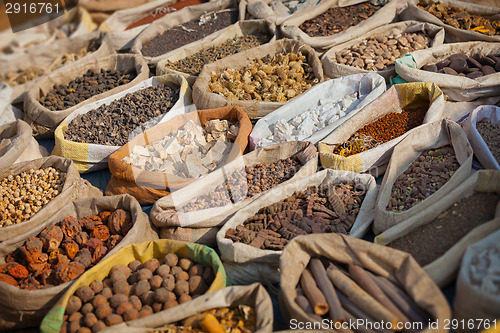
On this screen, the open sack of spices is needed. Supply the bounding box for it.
[0,194,157,330]
[150,141,318,245]
[279,0,397,52]
[156,19,276,86]
[52,74,191,174]
[250,73,386,150]
[463,105,500,170]
[0,120,48,170]
[395,42,500,102]
[193,39,324,119]
[0,156,102,243]
[321,21,445,83]
[375,169,500,287]
[318,82,445,175]
[0,31,113,104]
[106,106,252,205]
[40,239,227,333]
[241,0,323,25]
[400,0,500,43]
[454,227,500,332]
[131,4,239,64]
[217,168,377,285]
[279,233,451,333]
[24,54,149,139]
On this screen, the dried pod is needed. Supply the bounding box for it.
[98,211,112,223]
[48,249,62,265]
[91,225,110,242]
[85,238,104,253]
[61,217,82,240]
[25,237,43,253]
[63,240,79,260]
[74,248,92,268]
[106,235,123,251]
[92,245,108,265]
[39,225,64,252]
[74,231,89,247]
[0,262,29,279]
[79,215,102,231]
[55,261,85,284]
[108,209,132,235]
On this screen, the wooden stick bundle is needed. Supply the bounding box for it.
[300,268,329,316]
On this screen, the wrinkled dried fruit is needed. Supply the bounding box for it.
[74,248,92,268]
[91,225,110,242]
[79,215,102,231]
[92,245,108,265]
[61,216,82,239]
[108,209,132,235]
[98,211,112,223]
[106,235,123,250]
[25,237,43,253]
[66,295,82,315]
[63,240,79,260]
[0,262,29,279]
[56,261,85,283]
[75,285,95,303]
[0,273,18,286]
[74,231,89,247]
[85,238,104,252]
[39,225,64,252]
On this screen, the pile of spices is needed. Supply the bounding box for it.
[181,155,303,212]
[0,167,65,227]
[225,183,366,250]
[209,52,318,102]
[153,305,257,332]
[126,0,208,30]
[333,107,427,157]
[387,192,500,266]
[470,244,500,296]
[164,33,271,75]
[142,11,239,57]
[332,32,430,71]
[418,0,500,36]
[0,209,132,289]
[64,84,180,146]
[299,2,381,37]
[387,145,460,212]
[476,121,500,164]
[58,255,215,332]
[40,69,137,111]
[421,53,500,79]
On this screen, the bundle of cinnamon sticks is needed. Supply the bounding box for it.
[295,258,430,332]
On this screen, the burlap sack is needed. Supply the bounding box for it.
[0,194,157,330]
[156,19,277,86]
[321,21,445,82]
[160,226,220,247]
[150,141,318,230]
[454,228,500,333]
[249,73,386,150]
[193,39,324,119]
[395,42,500,102]
[106,105,252,205]
[400,0,500,43]
[0,83,22,125]
[130,1,236,64]
[318,82,445,175]
[461,0,500,7]
[375,170,500,287]
[280,0,398,52]
[279,233,451,332]
[374,119,473,235]
[40,239,227,333]
[79,0,159,13]
[24,54,149,139]
[0,31,114,104]
[52,74,192,174]
[463,105,500,170]
[0,120,48,170]
[0,156,102,243]
[240,0,324,25]
[216,169,378,285]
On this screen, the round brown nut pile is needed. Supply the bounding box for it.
[0,167,66,227]
[208,52,319,103]
[60,254,215,333]
[421,53,500,79]
[332,32,430,71]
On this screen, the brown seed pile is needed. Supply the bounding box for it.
[387,145,460,212]
[225,183,367,250]
[332,32,430,71]
[421,53,500,79]
[0,210,131,290]
[209,52,319,102]
[476,121,500,164]
[59,254,215,333]
[0,167,65,227]
[181,156,303,212]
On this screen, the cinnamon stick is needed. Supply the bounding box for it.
[309,258,345,323]
[300,268,329,316]
[295,295,323,321]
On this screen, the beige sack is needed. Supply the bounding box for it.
[193,38,324,119]
[280,0,398,52]
[395,42,500,102]
[374,119,473,234]
[241,0,326,25]
[0,120,48,170]
[375,170,500,287]
[279,233,451,332]
[400,0,500,43]
[322,21,445,82]
[23,54,149,139]
[160,226,220,247]
[0,194,157,330]
[130,1,236,64]
[156,19,277,86]
[150,141,318,229]
[217,168,378,285]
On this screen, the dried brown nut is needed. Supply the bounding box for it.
[91,321,106,333]
[68,320,81,333]
[142,258,160,272]
[128,260,142,272]
[171,266,183,277]
[100,287,113,299]
[189,276,207,295]
[174,280,189,297]
[113,280,131,296]
[155,265,170,277]
[188,264,204,277]
[163,300,178,310]
[90,225,110,242]
[92,294,108,309]
[178,294,192,304]
[149,275,163,290]
[176,271,189,282]
[162,274,175,291]
[116,302,134,315]
[178,258,193,272]
[95,303,113,320]
[78,327,92,333]
[138,307,153,318]
[152,302,163,313]
[129,295,142,311]
[110,270,127,284]
[153,288,169,303]
[140,291,155,306]
[137,268,153,281]
[39,225,64,252]
[109,294,128,308]
[81,303,93,315]
[66,296,82,315]
[108,209,132,235]
[123,309,139,322]
[132,280,150,296]
[83,313,98,328]
[75,286,95,303]
[110,265,131,279]
[162,253,178,267]
[104,313,123,326]
[90,280,103,294]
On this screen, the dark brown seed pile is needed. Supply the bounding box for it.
[476,121,500,164]
[40,69,137,111]
[422,53,500,79]
[64,84,180,146]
